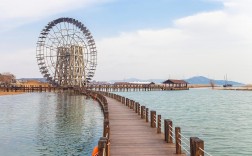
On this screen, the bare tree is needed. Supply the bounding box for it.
[210,79,215,89]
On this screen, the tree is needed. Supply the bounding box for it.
[0,72,16,85]
[209,79,215,89]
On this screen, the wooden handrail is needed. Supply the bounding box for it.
[97,91,206,156]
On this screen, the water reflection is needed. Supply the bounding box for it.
[0,92,103,156]
[35,92,103,155]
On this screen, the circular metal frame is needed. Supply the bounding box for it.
[36,17,97,86]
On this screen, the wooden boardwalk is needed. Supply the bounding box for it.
[107,97,186,156]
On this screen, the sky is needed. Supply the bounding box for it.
[1,0,252,83]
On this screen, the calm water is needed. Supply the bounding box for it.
[116,89,252,156]
[0,92,103,156]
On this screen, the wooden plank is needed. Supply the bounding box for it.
[107,97,186,156]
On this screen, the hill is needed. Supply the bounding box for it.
[18,78,47,83]
[185,76,244,85]
[109,76,244,86]
[109,78,165,84]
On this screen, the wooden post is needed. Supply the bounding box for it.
[125,98,128,106]
[164,119,168,141]
[190,137,197,156]
[122,97,124,104]
[138,103,140,115]
[190,137,204,156]
[106,139,110,156]
[150,111,156,128]
[141,106,145,119]
[157,115,161,133]
[130,100,134,109]
[145,108,149,122]
[132,101,135,111]
[103,119,109,137]
[175,127,181,154]
[104,111,109,120]
[195,138,204,156]
[135,102,138,113]
[167,120,173,143]
[98,137,106,156]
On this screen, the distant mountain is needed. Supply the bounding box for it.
[185,76,244,85]
[109,78,165,84]
[185,76,210,84]
[109,76,244,86]
[18,78,47,83]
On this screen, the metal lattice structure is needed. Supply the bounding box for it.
[36,17,97,87]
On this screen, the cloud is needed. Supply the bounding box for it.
[95,0,252,83]
[0,0,111,32]
[0,48,41,78]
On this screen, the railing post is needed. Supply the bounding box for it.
[164,119,173,143]
[167,120,173,143]
[190,137,197,156]
[98,137,106,156]
[175,127,181,154]
[104,110,109,120]
[122,97,124,104]
[145,108,149,122]
[106,138,110,156]
[103,119,109,137]
[135,102,138,113]
[141,106,145,119]
[132,101,135,111]
[190,137,204,156]
[150,110,156,128]
[164,119,168,141]
[157,115,161,133]
[138,103,140,115]
[130,100,134,109]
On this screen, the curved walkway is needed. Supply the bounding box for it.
[106,97,185,156]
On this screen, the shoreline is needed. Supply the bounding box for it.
[0,91,25,96]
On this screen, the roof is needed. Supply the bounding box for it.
[114,82,130,85]
[162,79,188,84]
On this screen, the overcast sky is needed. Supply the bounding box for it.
[1,0,252,83]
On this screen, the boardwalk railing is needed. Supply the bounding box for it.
[81,90,110,156]
[85,84,188,92]
[98,91,212,156]
[0,85,76,93]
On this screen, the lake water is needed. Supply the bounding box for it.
[1,89,252,156]
[115,88,252,156]
[0,92,103,156]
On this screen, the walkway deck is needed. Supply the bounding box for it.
[106,97,186,156]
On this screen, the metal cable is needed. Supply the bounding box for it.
[170,134,175,141]
[178,138,190,148]
[178,143,190,154]
[178,132,190,142]
[169,129,175,135]
[199,147,213,156]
